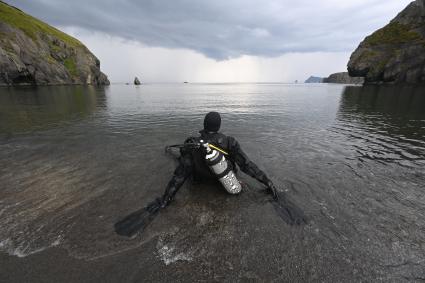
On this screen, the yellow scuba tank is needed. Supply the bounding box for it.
[200,140,242,194]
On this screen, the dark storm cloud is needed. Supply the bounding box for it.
[7,0,412,60]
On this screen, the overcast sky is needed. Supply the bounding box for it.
[8,0,413,82]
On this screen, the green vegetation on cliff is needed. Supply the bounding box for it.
[348,0,425,84]
[364,22,422,46]
[64,58,78,76]
[0,1,109,85]
[0,1,82,47]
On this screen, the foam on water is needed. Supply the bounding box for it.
[0,237,61,258]
[156,237,193,266]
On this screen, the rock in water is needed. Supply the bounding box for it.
[134,77,141,85]
[304,76,324,83]
[323,72,364,85]
[348,0,425,84]
[0,1,109,86]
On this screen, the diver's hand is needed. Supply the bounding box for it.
[266,181,279,201]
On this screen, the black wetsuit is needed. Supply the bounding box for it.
[161,130,272,206]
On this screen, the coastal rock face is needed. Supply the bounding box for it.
[348,0,425,84]
[304,76,323,83]
[323,72,364,84]
[0,1,109,86]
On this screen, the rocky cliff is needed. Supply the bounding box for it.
[323,72,364,84]
[0,1,109,86]
[348,0,425,84]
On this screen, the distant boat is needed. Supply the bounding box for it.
[183,82,189,84]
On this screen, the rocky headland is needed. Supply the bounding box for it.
[0,1,109,86]
[323,72,364,84]
[304,73,363,84]
[304,76,324,83]
[348,0,425,84]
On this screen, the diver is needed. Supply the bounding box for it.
[159,111,279,207]
[115,112,305,237]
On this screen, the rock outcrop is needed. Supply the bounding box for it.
[134,77,141,85]
[323,72,364,84]
[304,76,324,83]
[348,0,425,84]
[0,1,109,86]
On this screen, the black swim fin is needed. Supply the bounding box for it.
[272,192,307,225]
[114,198,163,237]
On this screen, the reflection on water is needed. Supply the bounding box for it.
[0,84,424,280]
[0,86,106,135]
[340,85,425,118]
[335,85,425,167]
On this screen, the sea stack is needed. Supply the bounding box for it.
[0,1,109,86]
[348,0,425,84]
[134,77,141,85]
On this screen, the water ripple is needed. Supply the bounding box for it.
[0,84,424,275]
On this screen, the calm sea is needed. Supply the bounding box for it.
[0,83,424,280]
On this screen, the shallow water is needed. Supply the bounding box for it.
[0,84,424,281]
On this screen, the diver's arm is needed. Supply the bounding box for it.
[160,153,193,207]
[228,137,279,199]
